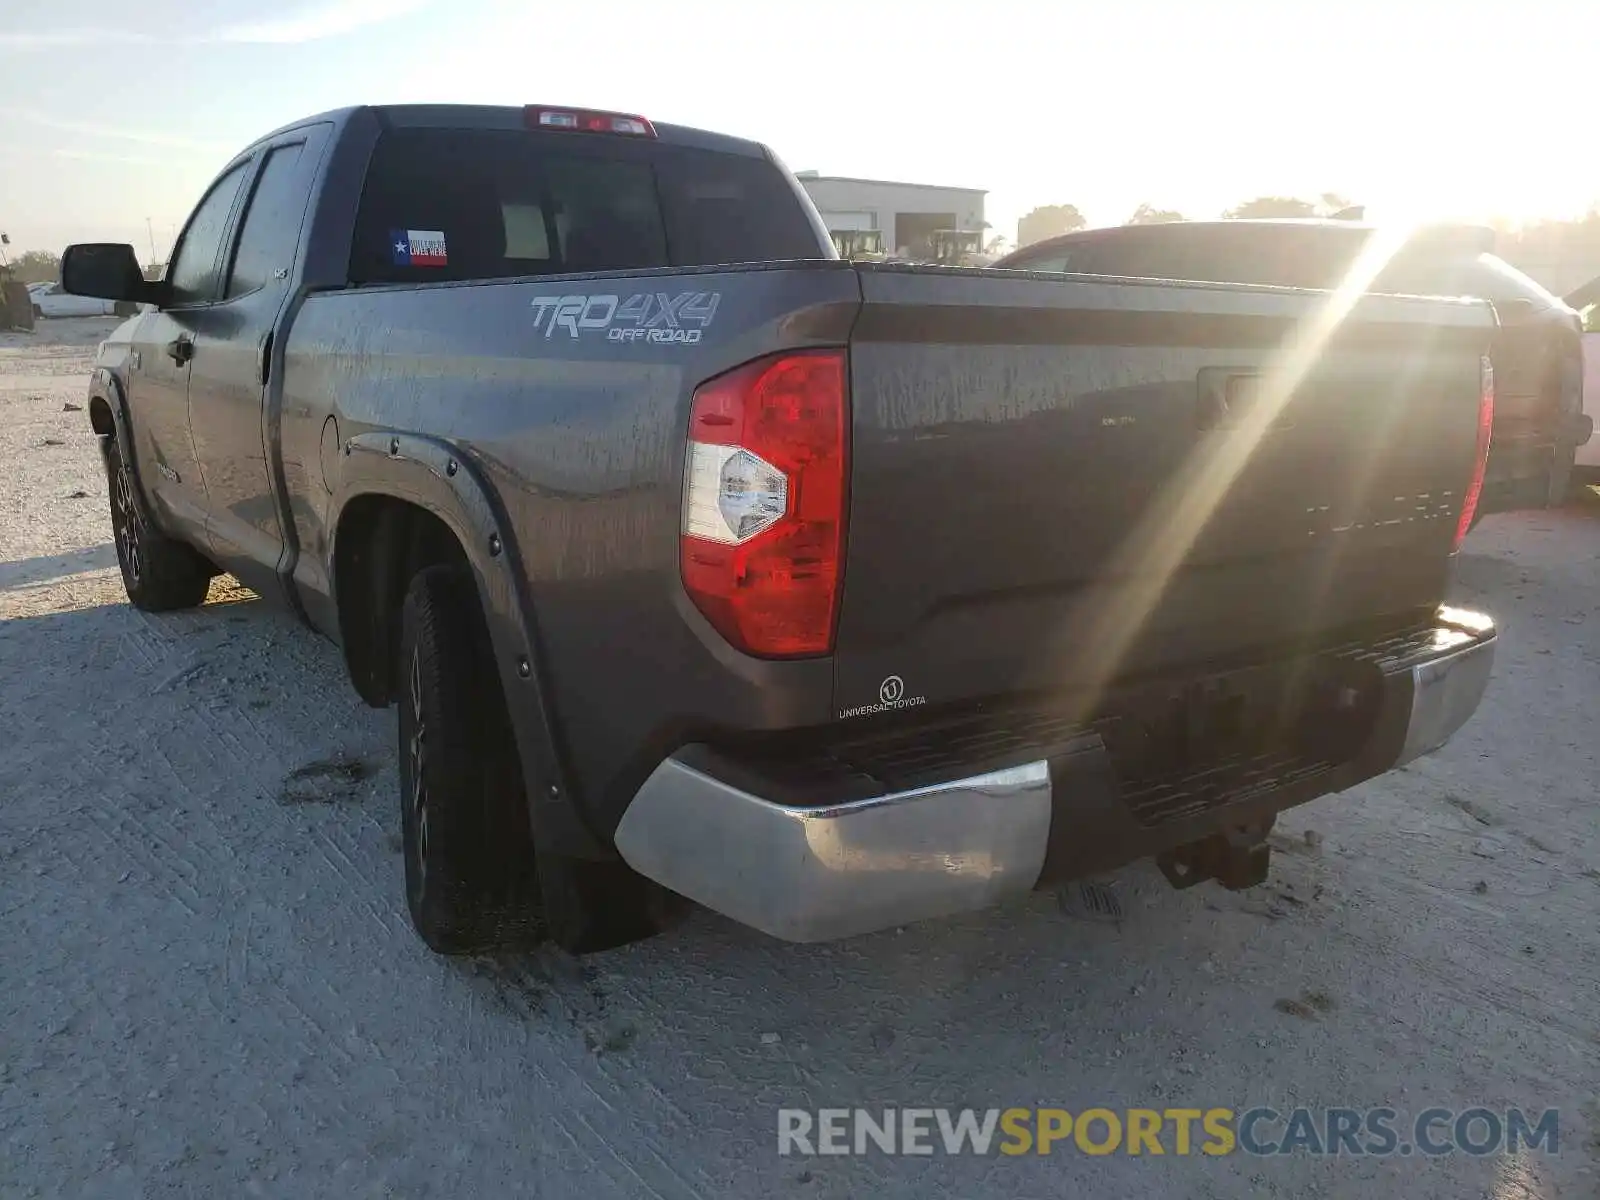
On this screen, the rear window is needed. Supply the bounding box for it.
[349,127,822,285]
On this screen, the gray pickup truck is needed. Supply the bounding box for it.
[63,103,1498,957]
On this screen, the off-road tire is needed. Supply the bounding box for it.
[397,565,543,954]
[104,436,213,611]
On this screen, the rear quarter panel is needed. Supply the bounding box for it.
[278,263,861,833]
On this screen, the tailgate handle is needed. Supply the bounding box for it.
[1196,368,1290,432]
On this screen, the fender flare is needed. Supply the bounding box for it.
[86,369,135,473]
[86,368,142,494]
[330,430,610,860]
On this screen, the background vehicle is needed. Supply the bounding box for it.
[997,220,1593,515]
[63,103,1497,959]
[1567,278,1600,480]
[29,280,116,319]
[0,278,36,331]
[1579,328,1600,479]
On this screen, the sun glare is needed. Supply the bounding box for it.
[1053,222,1421,721]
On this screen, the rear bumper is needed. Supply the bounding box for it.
[1394,617,1497,766]
[614,609,1496,943]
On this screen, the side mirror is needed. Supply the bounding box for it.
[61,244,163,307]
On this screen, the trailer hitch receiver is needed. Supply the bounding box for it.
[1157,821,1273,892]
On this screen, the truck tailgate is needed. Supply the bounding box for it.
[833,265,1494,718]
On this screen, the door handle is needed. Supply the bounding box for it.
[167,335,194,366]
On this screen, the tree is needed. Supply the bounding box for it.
[9,250,62,284]
[1223,194,1364,220]
[1017,204,1087,248]
[1223,196,1319,220]
[1125,203,1185,225]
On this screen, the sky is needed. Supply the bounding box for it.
[2,0,1598,262]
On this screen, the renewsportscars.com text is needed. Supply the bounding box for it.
[777,1106,1560,1158]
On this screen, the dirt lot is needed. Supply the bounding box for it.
[2,317,1598,1198]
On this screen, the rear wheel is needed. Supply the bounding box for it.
[395,558,682,955]
[397,565,543,953]
[105,436,214,611]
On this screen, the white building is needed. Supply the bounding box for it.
[794,173,987,260]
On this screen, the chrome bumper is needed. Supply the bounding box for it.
[1395,611,1497,766]
[615,614,1495,944]
[614,761,1053,943]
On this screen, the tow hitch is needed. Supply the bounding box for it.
[1157,820,1274,891]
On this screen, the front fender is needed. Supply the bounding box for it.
[331,431,609,860]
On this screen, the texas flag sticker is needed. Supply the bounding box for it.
[390,229,448,267]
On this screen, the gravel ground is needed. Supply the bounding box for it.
[2,317,1598,1199]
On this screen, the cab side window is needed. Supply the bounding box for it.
[168,162,250,306]
[226,144,308,298]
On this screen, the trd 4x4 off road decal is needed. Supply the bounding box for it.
[530,292,721,344]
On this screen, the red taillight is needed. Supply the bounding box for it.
[525,106,656,138]
[680,350,848,658]
[1454,355,1495,549]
